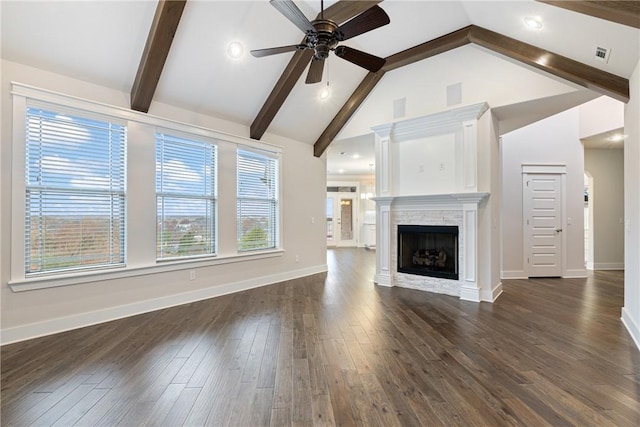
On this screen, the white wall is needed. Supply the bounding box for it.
[622,60,640,350]
[579,96,625,138]
[1,60,327,344]
[584,148,625,270]
[338,45,583,141]
[395,133,458,196]
[501,108,586,279]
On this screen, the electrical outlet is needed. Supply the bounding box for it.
[439,162,445,171]
[189,270,196,281]
[295,255,300,263]
[311,217,315,224]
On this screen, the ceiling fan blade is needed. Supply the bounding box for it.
[270,0,315,34]
[335,5,390,41]
[305,58,325,84]
[335,46,385,72]
[250,44,305,58]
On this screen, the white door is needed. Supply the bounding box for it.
[326,193,357,247]
[524,173,563,277]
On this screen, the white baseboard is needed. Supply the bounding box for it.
[564,269,587,278]
[592,262,624,270]
[460,284,481,302]
[621,307,640,351]
[374,273,392,287]
[501,270,526,279]
[0,264,328,346]
[481,282,503,302]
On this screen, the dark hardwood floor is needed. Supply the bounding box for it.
[2,248,639,426]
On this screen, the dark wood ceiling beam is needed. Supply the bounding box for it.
[468,25,629,102]
[314,71,386,157]
[384,26,471,71]
[250,0,382,140]
[537,1,640,28]
[131,0,187,113]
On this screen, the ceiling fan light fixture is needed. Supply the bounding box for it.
[319,82,331,100]
[523,16,543,30]
[227,41,244,59]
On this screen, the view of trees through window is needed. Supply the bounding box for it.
[237,149,279,251]
[156,133,216,259]
[25,107,126,274]
[23,105,278,277]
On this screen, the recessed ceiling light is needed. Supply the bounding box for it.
[227,41,244,59]
[523,16,543,30]
[352,153,360,159]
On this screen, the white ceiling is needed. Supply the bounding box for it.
[2,0,638,175]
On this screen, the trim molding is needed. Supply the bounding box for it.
[591,262,625,270]
[564,269,588,278]
[621,307,640,351]
[0,265,328,346]
[501,270,527,279]
[481,282,503,302]
[460,285,481,302]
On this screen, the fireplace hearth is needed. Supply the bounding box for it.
[397,225,459,280]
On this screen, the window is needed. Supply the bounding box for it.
[237,148,279,251]
[25,107,126,275]
[156,133,217,259]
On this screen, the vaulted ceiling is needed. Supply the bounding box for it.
[2,1,639,163]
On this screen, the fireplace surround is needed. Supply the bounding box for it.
[370,102,502,303]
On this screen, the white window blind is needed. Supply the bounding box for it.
[25,107,126,275]
[237,148,279,251]
[156,133,217,259]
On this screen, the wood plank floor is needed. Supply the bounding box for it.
[2,248,639,426]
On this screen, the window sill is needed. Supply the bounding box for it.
[9,249,285,292]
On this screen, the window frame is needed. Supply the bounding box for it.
[23,105,128,276]
[10,83,284,292]
[155,130,218,261]
[236,147,281,253]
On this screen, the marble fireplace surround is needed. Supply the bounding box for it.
[371,102,498,302]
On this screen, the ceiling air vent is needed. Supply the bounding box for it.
[594,46,611,63]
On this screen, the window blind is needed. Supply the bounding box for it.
[156,133,217,259]
[237,148,279,251]
[25,107,126,275]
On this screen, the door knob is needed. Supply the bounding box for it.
[555,228,562,233]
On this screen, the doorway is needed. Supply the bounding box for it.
[326,185,358,247]
[523,167,566,277]
[584,172,594,269]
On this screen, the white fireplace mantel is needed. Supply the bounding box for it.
[370,102,499,303]
[373,192,488,208]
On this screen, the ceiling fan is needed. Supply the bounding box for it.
[251,0,390,84]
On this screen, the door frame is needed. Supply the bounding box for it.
[522,164,567,277]
[327,181,360,247]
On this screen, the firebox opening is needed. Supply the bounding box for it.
[398,225,459,280]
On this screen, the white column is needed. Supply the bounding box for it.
[372,124,394,286]
[462,119,478,191]
[372,124,393,197]
[460,202,481,301]
[374,198,393,286]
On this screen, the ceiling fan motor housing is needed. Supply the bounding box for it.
[307,20,339,59]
